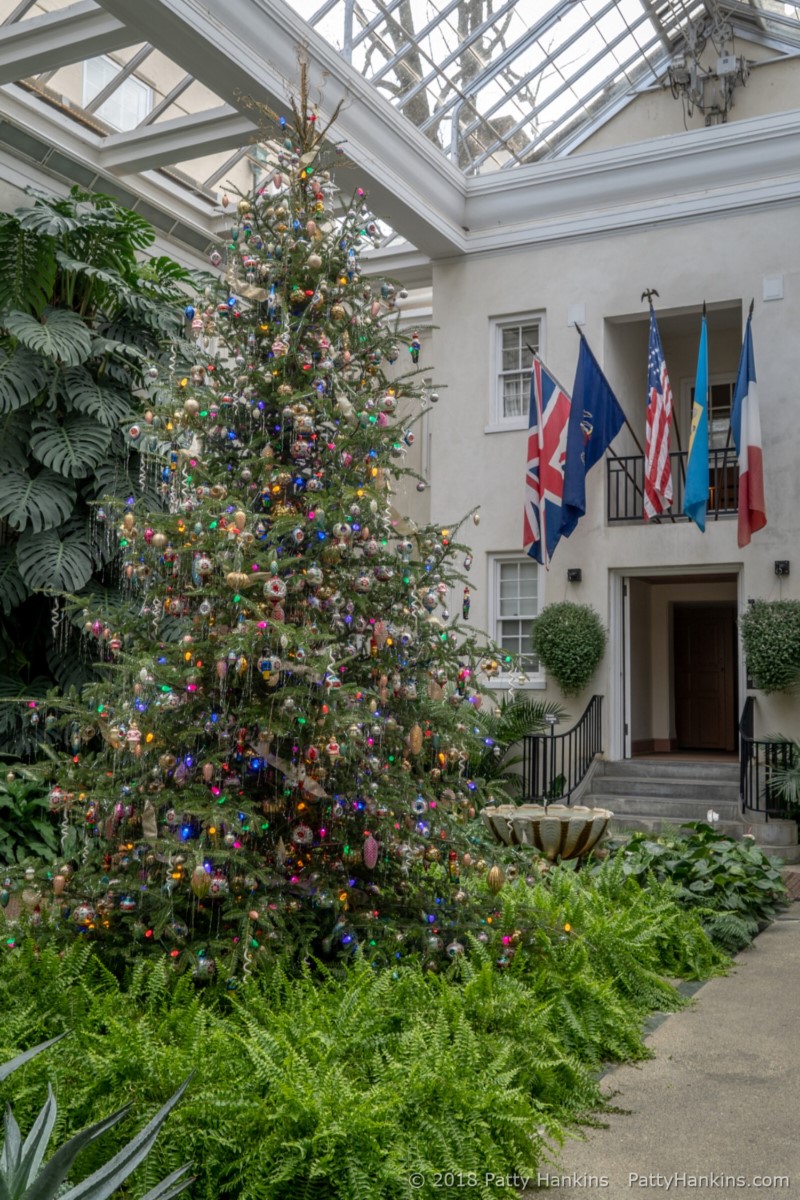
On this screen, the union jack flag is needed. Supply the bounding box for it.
[644,305,674,520]
[523,358,572,566]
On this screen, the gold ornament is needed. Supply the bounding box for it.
[191,865,210,898]
[408,724,423,755]
[487,865,505,895]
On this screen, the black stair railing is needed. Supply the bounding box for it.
[522,695,603,805]
[739,695,796,820]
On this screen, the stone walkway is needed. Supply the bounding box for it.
[524,908,800,1199]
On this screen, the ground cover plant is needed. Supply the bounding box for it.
[0,860,726,1200]
[610,822,788,952]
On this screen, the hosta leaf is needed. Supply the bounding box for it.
[0,547,29,615]
[60,367,133,428]
[17,523,94,592]
[0,469,76,533]
[0,346,49,413]
[6,309,92,367]
[30,412,112,478]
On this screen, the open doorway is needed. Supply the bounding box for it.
[620,571,740,758]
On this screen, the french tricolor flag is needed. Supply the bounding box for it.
[730,306,767,548]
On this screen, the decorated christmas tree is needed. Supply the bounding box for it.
[11,72,521,979]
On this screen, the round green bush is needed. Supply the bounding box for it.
[740,599,800,694]
[531,602,607,696]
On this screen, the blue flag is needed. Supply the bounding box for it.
[560,334,625,538]
[683,313,709,531]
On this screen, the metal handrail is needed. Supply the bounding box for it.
[521,695,603,806]
[607,449,739,523]
[739,695,796,820]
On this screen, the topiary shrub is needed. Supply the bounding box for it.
[740,599,800,693]
[531,602,606,696]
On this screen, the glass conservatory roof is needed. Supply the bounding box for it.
[0,0,797,253]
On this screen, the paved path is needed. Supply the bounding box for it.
[525,911,800,1199]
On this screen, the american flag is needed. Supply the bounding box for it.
[644,305,674,521]
[523,358,571,566]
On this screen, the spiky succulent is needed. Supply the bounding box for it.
[0,1036,192,1200]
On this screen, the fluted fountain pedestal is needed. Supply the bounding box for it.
[481,804,612,861]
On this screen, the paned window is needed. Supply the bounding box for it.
[491,556,540,677]
[489,316,542,427]
[83,57,153,131]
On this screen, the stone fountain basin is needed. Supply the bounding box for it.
[481,803,613,861]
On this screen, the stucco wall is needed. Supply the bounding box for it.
[427,200,800,749]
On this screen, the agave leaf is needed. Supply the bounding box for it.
[5,311,91,369]
[138,1164,194,1200]
[30,412,111,479]
[56,1076,191,1200]
[0,1036,66,1083]
[1,1105,22,1182]
[0,470,77,534]
[12,1088,57,1196]
[16,523,94,593]
[19,1108,131,1200]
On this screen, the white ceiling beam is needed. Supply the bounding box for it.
[0,1,132,85]
[93,0,468,257]
[101,104,258,173]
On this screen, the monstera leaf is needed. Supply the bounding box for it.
[0,345,49,413]
[60,366,133,428]
[0,547,29,615]
[0,410,32,470]
[5,308,92,367]
[30,411,112,478]
[17,520,94,592]
[0,469,77,534]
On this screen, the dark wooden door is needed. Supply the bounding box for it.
[674,605,737,751]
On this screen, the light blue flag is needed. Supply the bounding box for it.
[683,312,709,531]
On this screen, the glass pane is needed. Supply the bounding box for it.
[501,327,520,352]
[503,376,525,418]
[521,324,539,354]
[502,348,519,371]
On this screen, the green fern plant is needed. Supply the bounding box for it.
[0,188,205,754]
[0,1036,191,1200]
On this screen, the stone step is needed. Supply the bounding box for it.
[600,759,740,781]
[589,794,740,820]
[760,844,800,864]
[592,776,739,802]
[608,814,744,838]
[739,817,799,846]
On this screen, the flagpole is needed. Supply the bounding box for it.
[573,325,646,457]
[531,339,674,524]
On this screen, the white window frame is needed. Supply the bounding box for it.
[486,554,545,689]
[487,312,544,433]
[83,56,153,132]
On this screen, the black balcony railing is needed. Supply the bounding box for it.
[521,695,603,805]
[607,448,739,523]
[739,696,796,820]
